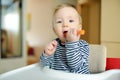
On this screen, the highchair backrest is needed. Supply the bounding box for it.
[89,44,107,73]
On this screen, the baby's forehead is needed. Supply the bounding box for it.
[55,7,79,17]
[56,6,78,14]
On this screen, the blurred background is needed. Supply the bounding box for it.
[0,0,120,73]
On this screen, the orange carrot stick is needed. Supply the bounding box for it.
[63,29,85,38]
[77,29,85,35]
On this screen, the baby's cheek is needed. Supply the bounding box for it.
[70,23,78,28]
[55,24,62,27]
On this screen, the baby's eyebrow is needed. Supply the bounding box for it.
[55,19,62,22]
[66,16,76,19]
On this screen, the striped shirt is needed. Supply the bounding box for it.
[40,38,89,74]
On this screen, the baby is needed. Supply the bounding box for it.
[40,3,89,74]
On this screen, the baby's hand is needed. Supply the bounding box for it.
[66,28,80,42]
[44,40,57,56]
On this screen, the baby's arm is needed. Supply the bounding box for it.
[40,52,54,67]
[65,40,89,73]
[40,40,57,67]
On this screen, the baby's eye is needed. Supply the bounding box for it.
[56,21,62,23]
[69,20,74,23]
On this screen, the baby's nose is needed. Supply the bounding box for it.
[63,23,68,27]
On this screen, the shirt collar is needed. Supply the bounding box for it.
[56,38,65,47]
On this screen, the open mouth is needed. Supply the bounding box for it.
[63,31,68,38]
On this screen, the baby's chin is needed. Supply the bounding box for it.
[59,38,66,43]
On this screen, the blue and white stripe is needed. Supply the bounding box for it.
[40,38,89,74]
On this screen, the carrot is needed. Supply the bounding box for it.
[77,29,85,35]
[63,29,85,38]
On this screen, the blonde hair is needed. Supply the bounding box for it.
[53,3,82,26]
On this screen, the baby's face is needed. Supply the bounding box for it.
[53,7,81,43]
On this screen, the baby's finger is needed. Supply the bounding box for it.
[48,40,57,51]
[52,40,58,47]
